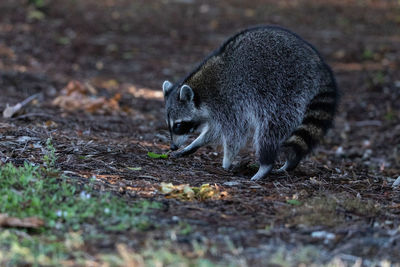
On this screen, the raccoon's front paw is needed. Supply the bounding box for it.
[170,151,184,158]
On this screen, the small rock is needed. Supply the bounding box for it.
[311,231,335,240]
[199,4,210,13]
[362,149,372,159]
[335,146,344,156]
[362,140,371,148]
[162,68,172,75]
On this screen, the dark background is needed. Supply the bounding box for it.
[1,0,399,265]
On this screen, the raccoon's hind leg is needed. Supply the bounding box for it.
[250,144,277,181]
[250,126,278,181]
[277,89,338,172]
[276,145,305,172]
[222,134,247,169]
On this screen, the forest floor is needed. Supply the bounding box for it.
[0,0,399,266]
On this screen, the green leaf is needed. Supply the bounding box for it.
[286,199,302,206]
[28,9,45,21]
[147,152,168,159]
[57,37,71,45]
[29,0,46,8]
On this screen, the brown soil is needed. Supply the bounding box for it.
[1,0,399,265]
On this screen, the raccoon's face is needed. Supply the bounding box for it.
[163,80,202,150]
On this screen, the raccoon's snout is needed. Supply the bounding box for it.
[172,121,201,135]
[171,135,189,150]
[170,143,179,151]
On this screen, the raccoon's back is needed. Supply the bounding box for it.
[222,27,326,98]
[185,26,335,123]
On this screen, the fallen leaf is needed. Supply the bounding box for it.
[286,199,302,206]
[159,182,227,201]
[160,182,175,194]
[28,9,45,21]
[147,152,168,159]
[102,79,119,90]
[183,185,195,199]
[52,80,122,115]
[0,214,44,228]
[44,120,58,128]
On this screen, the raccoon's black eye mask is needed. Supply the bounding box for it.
[172,121,201,135]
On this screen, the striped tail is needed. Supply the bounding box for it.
[278,84,339,172]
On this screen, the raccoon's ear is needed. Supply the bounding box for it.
[179,85,194,102]
[162,80,173,96]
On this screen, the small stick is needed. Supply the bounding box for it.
[12,113,53,120]
[3,93,41,118]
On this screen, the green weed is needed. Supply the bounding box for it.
[279,193,379,227]
[28,0,46,8]
[100,243,222,267]
[178,221,193,235]
[27,0,47,21]
[0,230,69,266]
[0,161,160,232]
[43,138,57,168]
[362,49,374,60]
[0,142,161,265]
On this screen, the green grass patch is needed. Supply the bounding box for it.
[0,230,223,267]
[0,139,232,266]
[279,193,380,228]
[100,243,221,267]
[0,161,160,232]
[0,230,72,266]
[0,139,162,265]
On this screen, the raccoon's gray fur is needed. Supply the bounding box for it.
[162,25,338,181]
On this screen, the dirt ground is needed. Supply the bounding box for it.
[1,0,400,265]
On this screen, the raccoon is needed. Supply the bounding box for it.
[162,25,338,181]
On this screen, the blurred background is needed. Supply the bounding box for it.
[1,1,400,265]
[1,0,399,166]
[1,0,399,86]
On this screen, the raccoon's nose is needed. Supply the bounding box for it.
[170,144,178,151]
